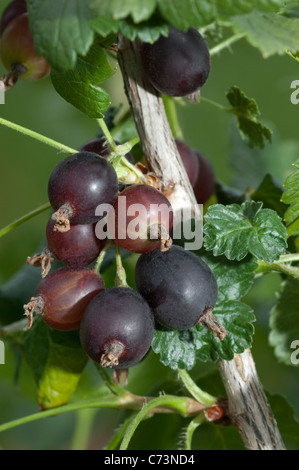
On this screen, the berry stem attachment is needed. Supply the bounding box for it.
[148,223,172,252]
[94,241,113,274]
[199,307,227,341]
[1,63,27,90]
[114,244,129,288]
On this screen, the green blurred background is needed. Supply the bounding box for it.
[0,0,299,450]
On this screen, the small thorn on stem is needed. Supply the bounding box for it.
[23,296,45,330]
[51,202,73,232]
[100,341,125,368]
[198,307,227,341]
[27,247,54,278]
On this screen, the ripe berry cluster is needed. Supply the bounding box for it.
[18,20,223,379]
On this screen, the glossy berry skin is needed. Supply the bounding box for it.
[108,184,173,253]
[135,245,218,330]
[79,137,135,165]
[48,151,118,225]
[175,139,200,188]
[0,13,50,81]
[80,287,155,369]
[34,267,105,331]
[141,27,210,97]
[46,218,105,268]
[0,0,27,36]
[175,140,215,204]
[193,150,215,204]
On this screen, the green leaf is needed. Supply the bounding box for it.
[269,278,299,367]
[24,317,88,409]
[89,16,119,37]
[157,0,217,30]
[152,251,256,369]
[267,394,299,448]
[251,173,288,218]
[231,11,299,58]
[90,0,157,23]
[201,253,257,303]
[51,45,114,118]
[204,201,287,262]
[281,159,299,237]
[27,0,95,71]
[118,16,169,43]
[217,0,283,15]
[226,86,272,149]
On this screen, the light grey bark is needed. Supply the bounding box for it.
[117,35,286,451]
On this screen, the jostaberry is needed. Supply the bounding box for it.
[0,13,50,83]
[48,151,118,232]
[80,287,155,369]
[141,27,210,97]
[24,267,105,331]
[135,245,226,339]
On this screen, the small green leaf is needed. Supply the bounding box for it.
[281,159,299,237]
[157,0,217,30]
[51,45,114,118]
[204,201,287,263]
[269,278,299,367]
[251,173,288,218]
[90,0,157,23]
[118,17,169,43]
[227,86,272,149]
[231,11,299,58]
[27,0,95,70]
[24,317,88,409]
[89,16,119,37]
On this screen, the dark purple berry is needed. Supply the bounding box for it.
[47,151,118,231]
[135,245,225,339]
[141,27,210,97]
[80,287,155,369]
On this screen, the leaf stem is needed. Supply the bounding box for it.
[114,244,129,287]
[119,395,190,450]
[0,202,51,238]
[184,413,205,450]
[178,369,216,407]
[70,409,96,450]
[0,117,77,154]
[97,118,117,152]
[209,33,246,56]
[94,241,113,274]
[0,392,205,435]
[162,95,184,140]
[94,364,127,397]
[256,260,299,281]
